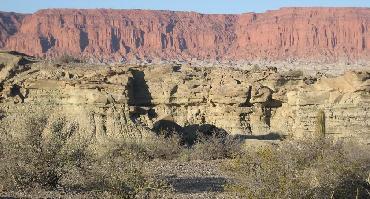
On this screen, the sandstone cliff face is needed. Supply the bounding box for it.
[0,12,25,48]
[233,8,370,61]
[2,8,370,61]
[4,9,238,61]
[0,52,369,144]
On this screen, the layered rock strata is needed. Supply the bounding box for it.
[0,12,24,48]
[2,8,370,62]
[0,52,369,144]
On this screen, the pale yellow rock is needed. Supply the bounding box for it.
[0,52,368,144]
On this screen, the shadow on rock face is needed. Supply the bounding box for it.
[267,99,283,108]
[235,132,286,141]
[168,176,227,193]
[152,119,183,135]
[182,124,228,145]
[183,124,227,137]
[7,51,34,58]
[128,69,152,106]
[152,120,228,145]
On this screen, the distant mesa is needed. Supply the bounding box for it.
[1,8,370,62]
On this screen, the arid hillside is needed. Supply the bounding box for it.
[1,5,370,199]
[0,51,369,198]
[1,8,370,62]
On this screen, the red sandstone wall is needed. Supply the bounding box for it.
[2,8,370,61]
[0,12,25,48]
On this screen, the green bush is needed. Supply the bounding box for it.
[223,138,370,198]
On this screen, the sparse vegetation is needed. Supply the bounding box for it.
[223,138,370,198]
[0,115,369,198]
[316,109,326,138]
[141,132,184,160]
[188,132,242,161]
[0,115,241,197]
[0,115,170,198]
[55,54,85,64]
[283,69,304,77]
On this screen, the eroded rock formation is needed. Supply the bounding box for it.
[0,12,25,48]
[0,52,369,144]
[2,8,370,61]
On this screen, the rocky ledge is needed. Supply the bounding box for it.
[0,52,369,144]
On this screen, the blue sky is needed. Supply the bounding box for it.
[1,0,370,14]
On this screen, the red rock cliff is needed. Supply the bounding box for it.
[2,8,370,61]
[0,12,25,48]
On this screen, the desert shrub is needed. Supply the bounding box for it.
[71,139,170,198]
[283,69,304,77]
[0,116,89,191]
[148,128,243,161]
[0,115,169,198]
[223,138,370,198]
[121,128,242,162]
[55,54,84,64]
[189,132,243,161]
[97,131,184,161]
[143,132,183,160]
[131,129,242,161]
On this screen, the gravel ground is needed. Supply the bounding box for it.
[0,159,236,199]
[143,159,237,199]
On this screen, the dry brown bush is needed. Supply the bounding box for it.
[3,114,366,198]
[223,138,370,198]
[55,54,85,64]
[189,133,243,161]
[0,115,170,198]
[143,132,183,160]
[139,129,242,161]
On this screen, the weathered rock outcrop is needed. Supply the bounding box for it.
[0,12,25,48]
[2,8,370,62]
[272,71,370,143]
[0,52,368,144]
